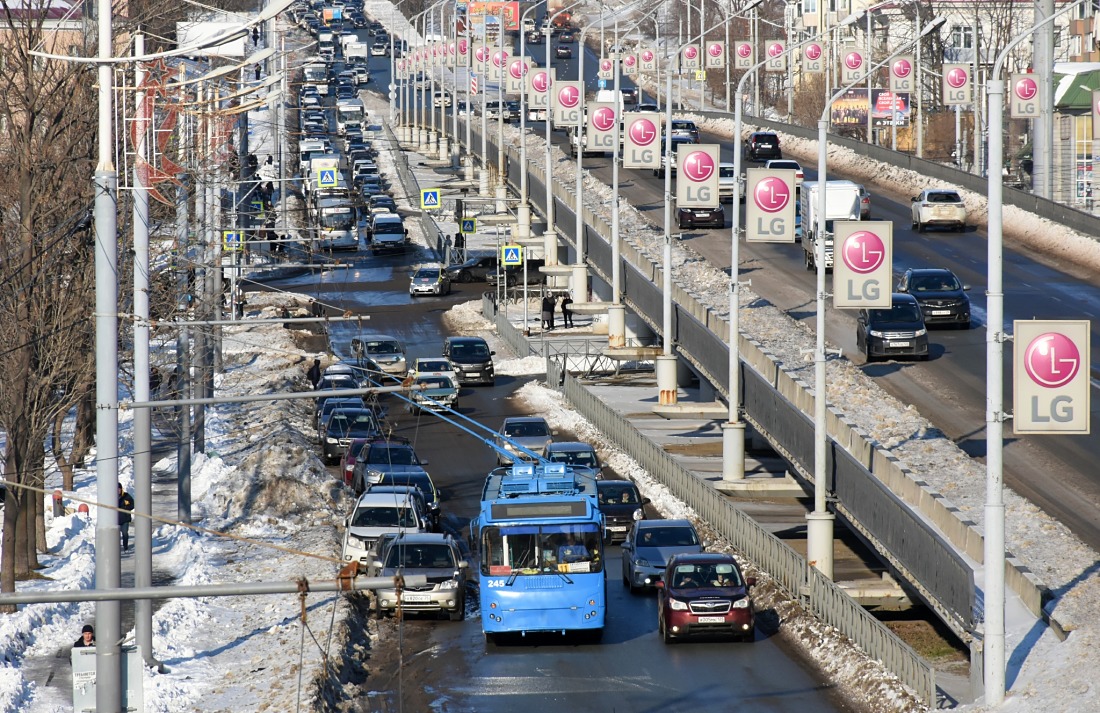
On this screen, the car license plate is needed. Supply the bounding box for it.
[467,372,480,378]
[402,593,431,603]
[697,616,725,623]
[888,341,911,348]
[932,310,951,316]
[609,525,627,532]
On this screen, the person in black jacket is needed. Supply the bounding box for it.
[307,358,322,388]
[73,624,95,649]
[560,293,574,328]
[117,484,134,551]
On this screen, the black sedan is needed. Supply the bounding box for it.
[896,267,971,329]
[677,205,725,229]
[446,254,498,282]
[554,44,573,59]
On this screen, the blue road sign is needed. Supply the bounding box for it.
[420,189,441,210]
[222,231,243,251]
[598,79,607,89]
[460,218,477,234]
[317,168,337,187]
[501,244,522,266]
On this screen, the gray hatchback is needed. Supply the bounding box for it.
[621,519,704,592]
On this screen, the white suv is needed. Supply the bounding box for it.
[341,491,430,568]
[911,189,967,232]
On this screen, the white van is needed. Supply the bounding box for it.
[340,491,430,566]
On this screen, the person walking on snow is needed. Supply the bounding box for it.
[117,484,134,551]
[560,293,574,328]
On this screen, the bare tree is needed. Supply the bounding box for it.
[0,0,98,605]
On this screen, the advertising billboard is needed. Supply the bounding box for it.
[468,2,520,31]
[623,113,661,169]
[830,88,911,128]
[744,168,796,243]
[833,222,892,308]
[676,144,720,208]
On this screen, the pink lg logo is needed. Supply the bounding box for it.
[737,43,752,58]
[509,60,527,79]
[753,176,790,213]
[845,51,864,70]
[947,67,968,88]
[591,106,616,131]
[1015,77,1038,101]
[458,39,468,55]
[448,43,455,56]
[624,55,636,68]
[1024,333,1080,388]
[805,43,822,61]
[892,58,912,78]
[768,42,783,58]
[558,85,580,107]
[600,59,612,72]
[642,49,654,62]
[682,151,715,182]
[629,118,657,146]
[493,50,509,68]
[708,43,723,58]
[532,71,551,92]
[684,46,699,60]
[841,231,886,274]
[475,46,489,63]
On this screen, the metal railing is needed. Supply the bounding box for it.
[545,357,936,707]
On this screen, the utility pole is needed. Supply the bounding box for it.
[1033,0,1054,198]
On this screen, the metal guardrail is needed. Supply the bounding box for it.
[544,357,936,707]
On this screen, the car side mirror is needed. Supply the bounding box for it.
[642,497,652,505]
[371,560,383,569]
[490,350,496,356]
[621,540,632,550]
[962,284,971,291]
[421,459,429,466]
[702,540,711,551]
[653,580,665,590]
[911,196,920,202]
[457,560,469,569]
[746,576,757,587]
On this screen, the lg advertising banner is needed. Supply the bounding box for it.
[734,42,753,70]
[552,81,583,126]
[890,55,914,93]
[639,47,657,73]
[676,144,720,209]
[489,49,510,81]
[802,42,824,73]
[1010,74,1040,119]
[585,102,617,152]
[623,112,662,169]
[472,43,490,70]
[705,41,725,69]
[744,168,796,243]
[765,41,786,72]
[943,64,971,106]
[457,37,468,63]
[841,49,866,84]
[1092,90,1100,140]
[832,221,892,309]
[1013,320,1091,434]
[597,57,614,80]
[680,45,701,71]
[622,54,638,76]
[527,67,554,109]
[506,56,529,94]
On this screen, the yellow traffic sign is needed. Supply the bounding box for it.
[222,230,243,251]
[420,188,441,210]
[460,218,477,234]
[316,168,337,187]
[694,70,706,81]
[501,244,523,266]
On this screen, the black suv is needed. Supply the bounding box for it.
[442,336,496,386]
[446,254,498,282]
[896,267,971,329]
[744,131,782,162]
[855,293,930,363]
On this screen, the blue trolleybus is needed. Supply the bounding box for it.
[475,462,605,641]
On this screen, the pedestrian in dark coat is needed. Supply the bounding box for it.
[541,296,552,330]
[546,293,557,330]
[117,484,134,551]
[307,358,322,388]
[73,624,95,649]
[560,294,574,328]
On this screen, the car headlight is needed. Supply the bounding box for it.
[668,599,688,611]
[915,328,927,337]
[732,598,750,609]
[326,437,338,444]
[634,558,650,568]
[440,579,459,590]
[868,329,884,338]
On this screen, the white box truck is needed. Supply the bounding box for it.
[800,179,861,272]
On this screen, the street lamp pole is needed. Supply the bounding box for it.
[984,1,1085,702]
[810,16,947,580]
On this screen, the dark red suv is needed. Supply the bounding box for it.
[655,552,756,643]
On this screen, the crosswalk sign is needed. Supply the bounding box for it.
[317,168,337,187]
[222,230,243,251]
[420,189,441,210]
[460,218,477,234]
[501,244,523,266]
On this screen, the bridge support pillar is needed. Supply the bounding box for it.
[721,420,745,481]
[542,228,558,265]
[571,264,587,304]
[479,167,491,197]
[438,135,450,162]
[806,511,836,580]
[656,355,678,405]
[607,304,626,349]
[515,202,531,239]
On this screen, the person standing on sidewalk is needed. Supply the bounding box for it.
[117,484,134,551]
[73,624,95,649]
[307,358,322,388]
[546,293,557,330]
[560,293,574,328]
[541,295,553,331]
